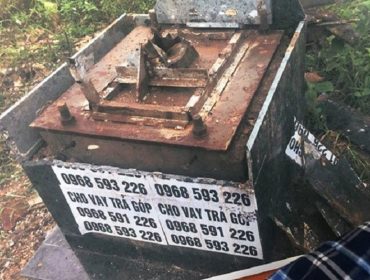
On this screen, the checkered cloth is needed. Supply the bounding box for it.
[270,222,370,280]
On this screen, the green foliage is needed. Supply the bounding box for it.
[346,145,370,182]
[100,0,155,18]
[305,1,370,183]
[57,0,156,37]
[305,81,334,130]
[1,0,156,66]
[58,0,100,37]
[306,0,370,115]
[1,0,57,29]
[0,0,33,20]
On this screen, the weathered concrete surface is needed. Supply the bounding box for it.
[22,227,89,280]
[22,227,210,280]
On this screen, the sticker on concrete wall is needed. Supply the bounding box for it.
[286,117,338,166]
[51,163,263,259]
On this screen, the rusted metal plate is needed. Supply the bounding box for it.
[98,100,189,121]
[116,67,209,88]
[31,27,282,151]
[151,68,208,88]
[92,112,189,128]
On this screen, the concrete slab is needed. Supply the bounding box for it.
[22,228,89,280]
[22,227,210,280]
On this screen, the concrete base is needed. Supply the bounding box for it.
[22,227,209,280]
[22,227,89,280]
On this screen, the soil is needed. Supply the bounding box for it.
[0,177,55,280]
[0,29,95,280]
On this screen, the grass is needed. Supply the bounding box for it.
[0,136,24,186]
[0,0,155,186]
[305,0,370,183]
[319,130,370,183]
[305,0,370,117]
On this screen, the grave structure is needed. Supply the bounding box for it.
[0,0,306,278]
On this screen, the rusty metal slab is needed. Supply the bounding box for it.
[31,27,282,151]
[116,67,209,88]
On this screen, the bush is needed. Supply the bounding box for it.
[306,0,370,115]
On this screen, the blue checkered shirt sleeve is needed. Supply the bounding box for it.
[269,222,370,280]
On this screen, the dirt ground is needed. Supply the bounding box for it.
[0,37,58,278]
[0,176,55,280]
[0,28,96,279]
[0,15,99,276]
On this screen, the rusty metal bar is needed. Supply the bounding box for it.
[115,67,208,88]
[186,31,246,115]
[200,33,254,117]
[78,79,100,107]
[136,45,149,101]
[92,112,188,129]
[98,100,189,121]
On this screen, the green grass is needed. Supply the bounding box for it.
[0,0,156,69]
[305,0,370,117]
[305,0,370,183]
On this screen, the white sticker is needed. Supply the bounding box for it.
[285,117,338,166]
[52,163,263,259]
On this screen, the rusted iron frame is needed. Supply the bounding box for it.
[151,68,208,88]
[92,112,188,129]
[101,82,122,100]
[30,30,283,151]
[175,29,235,41]
[78,79,101,108]
[185,31,246,115]
[199,32,254,117]
[114,67,137,84]
[145,39,169,66]
[97,100,189,121]
[115,67,208,88]
[100,31,245,124]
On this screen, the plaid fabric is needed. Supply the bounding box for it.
[270,222,370,280]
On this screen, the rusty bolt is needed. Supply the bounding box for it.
[58,103,75,125]
[192,114,207,138]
